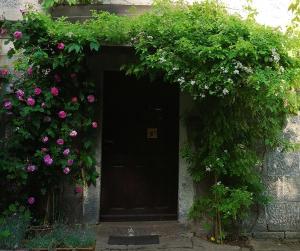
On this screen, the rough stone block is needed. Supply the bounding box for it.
[252,231,285,239]
[267,203,300,231]
[264,151,300,177]
[264,176,300,202]
[285,231,300,239]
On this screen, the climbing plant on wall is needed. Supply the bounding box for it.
[0,0,299,239]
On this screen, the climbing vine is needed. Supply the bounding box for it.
[0,0,299,239]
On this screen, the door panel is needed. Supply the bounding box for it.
[100,71,179,221]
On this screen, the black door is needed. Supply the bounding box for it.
[100,71,179,221]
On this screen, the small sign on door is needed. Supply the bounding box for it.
[147,128,158,139]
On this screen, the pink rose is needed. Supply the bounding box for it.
[54,74,61,83]
[27,197,35,205]
[44,154,53,166]
[41,102,46,108]
[56,138,64,145]
[13,31,22,40]
[57,43,65,50]
[92,122,98,128]
[41,148,48,153]
[0,69,9,76]
[27,97,35,106]
[42,136,49,143]
[16,89,25,100]
[63,148,70,156]
[50,87,59,96]
[67,159,74,166]
[87,95,95,103]
[34,87,42,95]
[71,97,78,103]
[3,100,12,110]
[26,164,36,172]
[27,67,33,75]
[58,111,67,119]
[75,186,83,194]
[69,130,77,137]
[63,167,70,174]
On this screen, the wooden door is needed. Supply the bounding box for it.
[100,71,179,221]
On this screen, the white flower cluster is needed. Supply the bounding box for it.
[177,76,185,85]
[234,61,253,74]
[271,48,280,63]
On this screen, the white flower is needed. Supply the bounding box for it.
[224,149,228,153]
[279,66,285,73]
[205,167,211,172]
[204,85,209,90]
[233,69,239,74]
[227,78,233,84]
[216,181,221,185]
[173,67,179,71]
[190,80,196,85]
[159,57,166,63]
[271,48,280,63]
[147,35,153,40]
[200,93,206,98]
[222,88,229,95]
[177,77,185,84]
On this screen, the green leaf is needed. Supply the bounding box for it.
[89,41,100,52]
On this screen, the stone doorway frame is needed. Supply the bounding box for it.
[82,46,195,224]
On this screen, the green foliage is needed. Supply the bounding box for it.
[0,204,31,249]
[41,0,99,9]
[25,224,95,249]
[0,0,299,238]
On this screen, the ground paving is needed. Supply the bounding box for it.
[94,222,300,251]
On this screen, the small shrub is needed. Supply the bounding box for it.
[25,224,96,249]
[0,205,31,249]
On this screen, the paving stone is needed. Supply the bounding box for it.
[252,231,285,239]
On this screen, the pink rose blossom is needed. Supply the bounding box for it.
[50,87,59,96]
[26,164,36,172]
[63,148,70,156]
[87,95,95,103]
[71,97,78,103]
[57,43,65,50]
[13,31,22,40]
[27,67,33,75]
[27,97,35,106]
[0,69,9,76]
[16,89,25,100]
[41,148,48,153]
[69,130,77,137]
[27,197,35,205]
[75,186,83,193]
[42,136,49,143]
[63,167,70,174]
[34,87,42,95]
[54,74,61,83]
[3,100,12,110]
[44,154,53,166]
[41,102,46,108]
[67,159,74,166]
[56,138,64,145]
[92,122,98,128]
[58,111,67,119]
